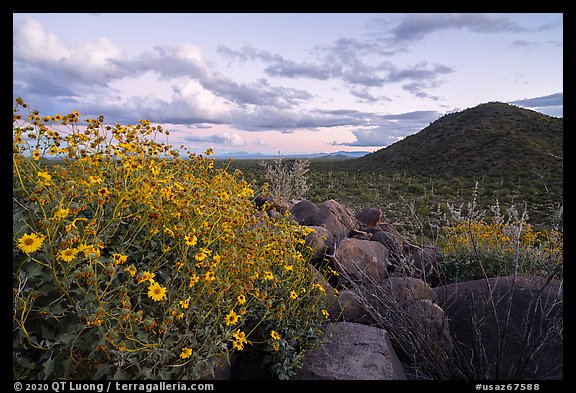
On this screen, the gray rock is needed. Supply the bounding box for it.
[371,230,406,264]
[355,207,382,227]
[293,322,406,380]
[334,238,390,284]
[408,245,441,285]
[303,226,334,261]
[291,199,319,225]
[312,199,358,239]
[434,275,563,380]
[380,276,438,306]
[326,289,375,324]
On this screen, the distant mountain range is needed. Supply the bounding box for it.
[214,150,371,160]
[350,102,563,182]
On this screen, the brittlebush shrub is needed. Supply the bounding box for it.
[13,98,332,380]
[437,214,563,283]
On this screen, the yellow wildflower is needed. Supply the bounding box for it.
[179,297,191,309]
[189,273,200,288]
[147,281,167,302]
[53,207,70,221]
[224,310,239,326]
[138,270,156,284]
[124,264,137,277]
[270,330,280,340]
[37,171,52,185]
[232,329,248,351]
[112,253,128,265]
[17,232,45,254]
[184,234,198,247]
[180,347,192,359]
[58,247,78,263]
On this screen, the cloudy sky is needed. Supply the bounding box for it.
[13,13,563,156]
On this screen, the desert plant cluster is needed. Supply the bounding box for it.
[12,98,331,380]
[13,97,563,381]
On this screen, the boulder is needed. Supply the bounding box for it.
[303,226,334,261]
[380,276,438,306]
[326,289,375,325]
[403,299,454,358]
[371,230,406,265]
[312,199,358,239]
[408,245,441,285]
[349,228,371,240]
[333,238,390,284]
[293,322,406,380]
[355,207,382,227]
[290,199,319,225]
[434,275,563,380]
[309,264,338,309]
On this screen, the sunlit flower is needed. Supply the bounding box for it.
[237,294,246,306]
[124,264,137,277]
[189,273,200,288]
[58,247,78,263]
[179,297,191,309]
[232,329,248,351]
[32,149,41,160]
[112,253,128,265]
[270,330,280,340]
[53,207,70,221]
[224,310,239,326]
[184,234,197,247]
[137,270,156,284]
[322,309,330,318]
[37,171,52,185]
[17,232,45,254]
[147,281,167,302]
[180,347,192,359]
[87,175,103,185]
[289,291,298,300]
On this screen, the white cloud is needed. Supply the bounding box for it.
[13,17,128,86]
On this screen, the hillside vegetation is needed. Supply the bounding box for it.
[227,102,563,231]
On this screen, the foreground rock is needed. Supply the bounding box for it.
[293,322,406,380]
[312,199,358,239]
[290,199,319,226]
[434,275,563,380]
[334,238,390,284]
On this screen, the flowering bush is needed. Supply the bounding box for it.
[13,98,331,380]
[437,199,563,283]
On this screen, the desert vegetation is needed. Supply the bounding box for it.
[13,98,563,381]
[12,99,332,380]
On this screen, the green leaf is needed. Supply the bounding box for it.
[40,355,54,379]
[113,368,131,380]
[94,364,111,380]
[23,262,43,279]
[41,325,56,341]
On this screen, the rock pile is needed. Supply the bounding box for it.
[225,198,563,380]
